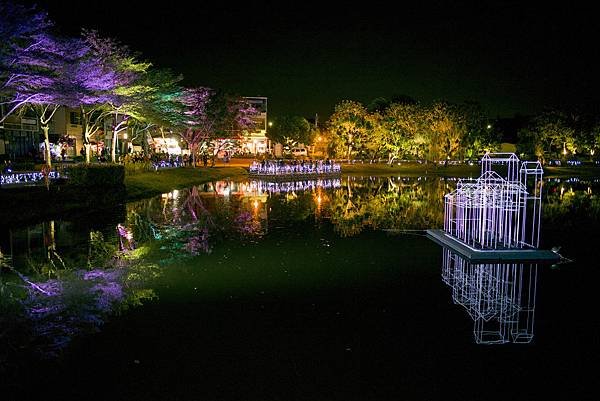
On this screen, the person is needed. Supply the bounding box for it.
[80,147,85,158]
[61,147,67,162]
[3,160,13,174]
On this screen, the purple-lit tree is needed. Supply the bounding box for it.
[181,88,257,166]
[180,87,213,167]
[71,29,128,163]
[81,30,151,163]
[0,4,89,167]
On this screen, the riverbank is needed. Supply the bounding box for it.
[125,166,247,200]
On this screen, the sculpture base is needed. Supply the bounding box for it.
[426,229,561,263]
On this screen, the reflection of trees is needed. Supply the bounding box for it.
[328,177,446,237]
[544,184,600,225]
[268,192,316,223]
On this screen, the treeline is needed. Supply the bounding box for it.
[515,109,600,163]
[324,99,498,164]
[324,98,600,164]
[0,2,257,168]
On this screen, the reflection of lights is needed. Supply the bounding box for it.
[248,179,341,194]
[317,195,322,204]
[253,200,259,209]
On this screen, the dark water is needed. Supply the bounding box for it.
[1,176,599,400]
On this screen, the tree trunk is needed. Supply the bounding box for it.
[42,125,52,168]
[111,129,117,163]
[192,153,196,169]
[85,144,92,163]
[81,106,90,163]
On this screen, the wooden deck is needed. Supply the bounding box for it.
[426,229,561,263]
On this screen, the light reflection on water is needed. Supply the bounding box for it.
[0,175,598,357]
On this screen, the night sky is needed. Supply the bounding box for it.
[23,1,600,119]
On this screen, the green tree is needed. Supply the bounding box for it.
[381,102,427,163]
[266,115,312,149]
[518,110,575,163]
[425,102,463,164]
[327,100,372,159]
[455,102,498,160]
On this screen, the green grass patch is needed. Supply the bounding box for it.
[124,166,248,200]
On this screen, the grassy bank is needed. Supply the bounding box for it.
[125,166,248,200]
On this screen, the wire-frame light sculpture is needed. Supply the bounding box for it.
[442,248,538,344]
[444,153,544,250]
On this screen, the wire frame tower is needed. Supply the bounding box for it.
[444,153,544,250]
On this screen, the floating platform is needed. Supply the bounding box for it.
[426,229,561,263]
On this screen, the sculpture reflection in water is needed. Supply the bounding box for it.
[442,248,538,344]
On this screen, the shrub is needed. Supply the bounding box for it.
[67,164,125,187]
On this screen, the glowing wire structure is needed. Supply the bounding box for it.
[444,153,544,250]
[442,248,538,344]
[1,171,61,186]
[249,161,341,176]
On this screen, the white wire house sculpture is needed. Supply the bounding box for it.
[442,248,538,344]
[444,153,544,250]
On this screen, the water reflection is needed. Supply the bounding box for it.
[442,248,538,344]
[1,176,599,358]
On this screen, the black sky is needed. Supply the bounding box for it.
[23,0,600,119]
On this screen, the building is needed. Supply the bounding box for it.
[0,102,39,160]
[242,96,269,154]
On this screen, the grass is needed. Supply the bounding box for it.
[124,166,248,200]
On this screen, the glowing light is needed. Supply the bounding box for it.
[1,171,60,186]
[253,200,259,209]
[247,178,341,194]
[249,160,341,176]
[444,153,544,249]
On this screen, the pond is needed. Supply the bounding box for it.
[1,175,599,400]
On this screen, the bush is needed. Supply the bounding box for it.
[11,161,36,171]
[67,164,125,187]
